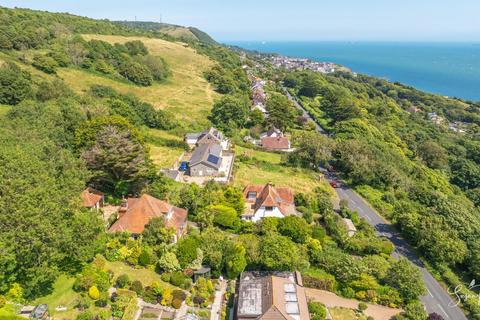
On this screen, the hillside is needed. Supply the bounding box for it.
[114,21,218,44]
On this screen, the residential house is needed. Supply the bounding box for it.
[109,194,187,242]
[235,271,310,320]
[189,143,223,177]
[261,136,292,152]
[242,183,296,222]
[260,127,284,139]
[81,187,104,211]
[185,127,229,150]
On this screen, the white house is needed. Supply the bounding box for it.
[242,183,296,223]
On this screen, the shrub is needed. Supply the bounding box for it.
[358,302,368,312]
[95,292,109,307]
[76,310,94,320]
[193,296,206,306]
[130,280,143,295]
[0,62,32,105]
[308,301,326,320]
[32,54,58,74]
[0,295,5,308]
[116,274,131,288]
[170,272,186,287]
[88,286,100,300]
[138,249,153,266]
[172,298,182,309]
[172,289,187,301]
[119,60,153,86]
[161,273,171,283]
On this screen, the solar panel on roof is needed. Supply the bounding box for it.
[207,154,220,164]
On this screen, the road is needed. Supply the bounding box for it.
[284,88,467,319]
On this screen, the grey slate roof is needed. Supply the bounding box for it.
[189,143,222,169]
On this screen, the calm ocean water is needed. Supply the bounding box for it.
[228,41,480,102]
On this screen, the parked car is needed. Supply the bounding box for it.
[330,180,339,188]
[179,161,188,172]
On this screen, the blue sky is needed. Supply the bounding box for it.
[1,0,479,41]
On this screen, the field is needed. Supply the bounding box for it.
[147,129,186,169]
[234,145,333,194]
[58,34,218,129]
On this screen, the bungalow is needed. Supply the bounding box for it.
[235,271,310,320]
[242,183,296,222]
[185,127,229,150]
[261,136,292,152]
[81,187,104,211]
[189,143,223,177]
[109,194,187,242]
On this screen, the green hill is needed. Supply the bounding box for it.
[114,20,217,44]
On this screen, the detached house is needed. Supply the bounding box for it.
[242,183,296,222]
[185,127,229,150]
[81,187,104,211]
[260,128,292,152]
[235,271,310,320]
[109,194,187,242]
[189,143,223,177]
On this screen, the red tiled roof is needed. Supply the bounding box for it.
[261,137,290,150]
[81,187,104,208]
[109,194,187,236]
[243,183,295,216]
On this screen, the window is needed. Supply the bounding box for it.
[247,191,257,200]
[265,206,273,211]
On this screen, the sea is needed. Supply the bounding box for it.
[227,41,480,102]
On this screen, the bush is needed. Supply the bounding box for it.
[308,301,326,320]
[172,289,187,301]
[358,302,368,312]
[0,62,32,105]
[88,286,100,300]
[0,295,5,308]
[170,272,186,287]
[138,249,153,266]
[76,310,94,320]
[116,274,131,288]
[119,60,153,86]
[161,273,171,283]
[130,280,143,295]
[172,298,182,309]
[95,292,109,307]
[32,54,58,74]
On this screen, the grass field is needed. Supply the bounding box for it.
[0,105,11,119]
[234,145,333,195]
[105,261,173,290]
[57,35,217,129]
[147,129,186,169]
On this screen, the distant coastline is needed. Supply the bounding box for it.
[227,41,480,102]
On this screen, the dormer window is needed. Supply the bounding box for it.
[247,191,257,200]
[265,206,274,211]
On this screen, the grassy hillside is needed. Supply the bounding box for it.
[114,21,217,44]
[59,34,218,129]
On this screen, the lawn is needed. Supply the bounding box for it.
[233,145,333,195]
[57,34,218,129]
[329,307,358,320]
[0,105,11,119]
[32,274,82,320]
[105,261,173,290]
[0,304,23,320]
[146,129,186,169]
